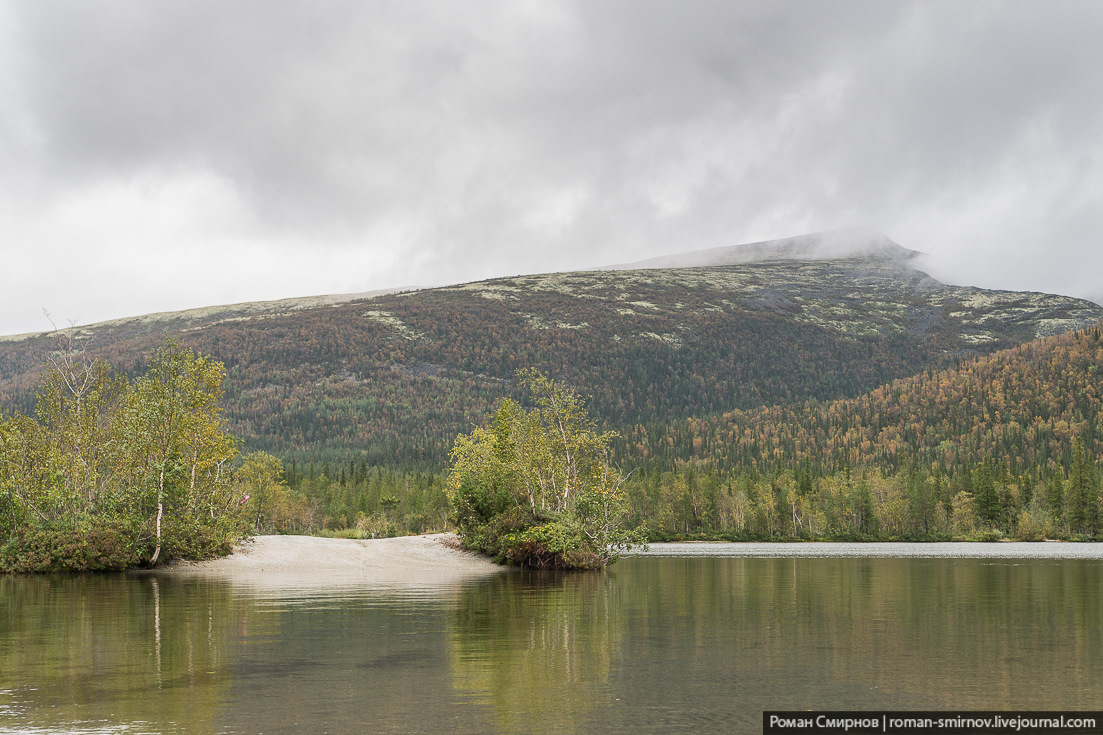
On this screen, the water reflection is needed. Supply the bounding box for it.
[449,571,625,732]
[1,574,238,734]
[2,558,1102,734]
[600,558,1103,729]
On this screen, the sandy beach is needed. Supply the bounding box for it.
[155,533,504,589]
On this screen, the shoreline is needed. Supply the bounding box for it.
[154,535,1103,582]
[628,540,1103,559]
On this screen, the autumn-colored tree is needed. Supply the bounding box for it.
[236,450,294,533]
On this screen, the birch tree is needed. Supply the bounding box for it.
[448,370,644,568]
[129,340,238,565]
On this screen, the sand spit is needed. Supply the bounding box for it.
[155,533,503,591]
[628,541,1103,559]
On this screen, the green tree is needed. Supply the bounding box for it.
[1068,438,1099,536]
[1045,472,1066,529]
[906,470,936,537]
[0,337,248,572]
[128,340,239,565]
[854,478,875,535]
[447,369,645,568]
[973,460,999,528]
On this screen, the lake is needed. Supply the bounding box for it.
[3,545,1103,734]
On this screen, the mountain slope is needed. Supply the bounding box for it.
[1,239,1100,470]
[636,325,1103,476]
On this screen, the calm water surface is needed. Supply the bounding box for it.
[3,553,1103,734]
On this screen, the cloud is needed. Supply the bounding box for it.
[2,0,1102,334]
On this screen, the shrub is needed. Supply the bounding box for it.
[0,519,145,573]
[497,520,604,570]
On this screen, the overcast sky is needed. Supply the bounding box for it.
[1,1,1101,335]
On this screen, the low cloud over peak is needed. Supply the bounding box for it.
[605,227,920,270]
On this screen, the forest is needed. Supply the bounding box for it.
[617,325,1103,477]
[261,444,1099,544]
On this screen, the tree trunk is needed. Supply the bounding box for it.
[150,465,165,566]
[149,501,163,566]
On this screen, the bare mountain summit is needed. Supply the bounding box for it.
[606,226,919,270]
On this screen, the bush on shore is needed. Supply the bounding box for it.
[447,370,646,569]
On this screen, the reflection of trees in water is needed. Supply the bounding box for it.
[449,558,1103,725]
[448,571,625,731]
[5,559,1101,732]
[612,558,1103,710]
[0,574,241,733]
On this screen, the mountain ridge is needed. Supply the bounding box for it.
[0,288,411,344]
[0,227,1069,343]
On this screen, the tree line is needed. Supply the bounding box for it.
[622,445,1099,541]
[261,443,1103,546]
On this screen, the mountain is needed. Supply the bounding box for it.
[604,226,921,270]
[1,232,1100,471]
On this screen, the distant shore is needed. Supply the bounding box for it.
[627,540,1103,559]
